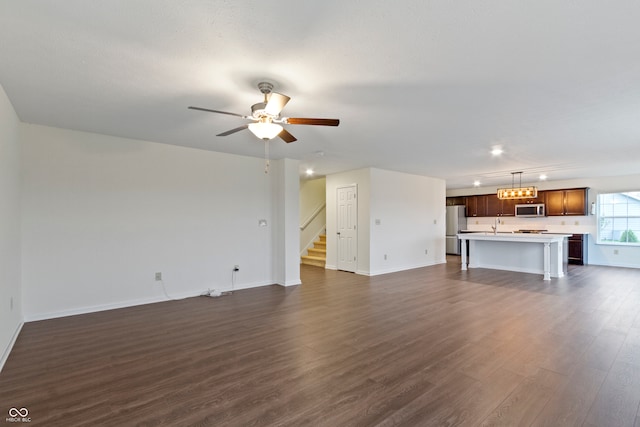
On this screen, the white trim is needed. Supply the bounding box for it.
[588,261,640,269]
[24,280,274,322]
[1,321,24,373]
[300,202,326,230]
[276,279,302,287]
[364,259,447,276]
[25,296,172,322]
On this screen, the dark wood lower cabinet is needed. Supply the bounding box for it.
[568,234,587,265]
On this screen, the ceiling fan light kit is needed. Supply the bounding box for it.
[497,172,538,200]
[248,122,283,140]
[188,81,339,143]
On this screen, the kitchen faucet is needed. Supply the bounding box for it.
[491,217,499,234]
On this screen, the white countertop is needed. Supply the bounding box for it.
[460,230,590,235]
[457,232,572,243]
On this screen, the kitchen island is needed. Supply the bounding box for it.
[457,232,572,280]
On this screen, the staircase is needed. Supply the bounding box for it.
[301,234,326,267]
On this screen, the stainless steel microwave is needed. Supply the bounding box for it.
[515,203,545,217]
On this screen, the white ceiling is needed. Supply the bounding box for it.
[2,1,640,189]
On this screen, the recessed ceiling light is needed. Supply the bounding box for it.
[473,180,481,187]
[306,168,314,176]
[539,174,547,181]
[490,147,503,156]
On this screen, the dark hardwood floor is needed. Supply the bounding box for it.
[2,258,640,426]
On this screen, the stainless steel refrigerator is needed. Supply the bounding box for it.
[446,205,467,255]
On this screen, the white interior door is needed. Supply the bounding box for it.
[337,185,357,272]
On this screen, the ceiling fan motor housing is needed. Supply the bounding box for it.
[257,81,274,95]
[254,82,277,119]
[251,102,270,119]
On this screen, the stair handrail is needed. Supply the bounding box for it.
[300,202,326,230]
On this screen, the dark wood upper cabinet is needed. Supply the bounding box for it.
[486,195,501,216]
[544,190,565,216]
[457,188,587,217]
[517,191,545,204]
[446,196,466,206]
[486,196,517,216]
[544,188,588,216]
[500,198,518,216]
[465,195,488,217]
[466,193,540,217]
[564,188,589,215]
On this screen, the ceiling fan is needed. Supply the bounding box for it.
[188,82,339,143]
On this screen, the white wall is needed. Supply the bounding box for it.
[271,158,301,286]
[0,84,23,370]
[448,174,640,268]
[299,177,326,254]
[369,169,446,275]
[20,124,286,320]
[326,167,446,276]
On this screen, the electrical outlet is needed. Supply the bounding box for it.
[384,254,387,260]
[155,272,162,281]
[575,221,579,226]
[433,219,437,224]
[425,249,428,255]
[614,249,619,255]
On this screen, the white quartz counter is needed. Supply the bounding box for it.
[457,233,572,280]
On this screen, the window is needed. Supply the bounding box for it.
[597,191,640,245]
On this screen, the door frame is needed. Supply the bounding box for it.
[336,184,358,272]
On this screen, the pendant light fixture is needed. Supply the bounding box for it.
[497,172,538,200]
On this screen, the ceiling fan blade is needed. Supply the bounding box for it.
[264,93,291,116]
[285,117,340,126]
[217,124,249,136]
[278,128,297,143]
[188,106,245,117]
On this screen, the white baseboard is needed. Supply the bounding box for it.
[588,261,640,269]
[1,321,23,373]
[24,295,170,322]
[315,260,447,276]
[276,279,302,287]
[23,280,274,322]
[366,259,447,276]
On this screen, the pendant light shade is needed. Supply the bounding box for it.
[497,172,538,200]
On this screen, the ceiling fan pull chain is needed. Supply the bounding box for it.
[264,140,270,174]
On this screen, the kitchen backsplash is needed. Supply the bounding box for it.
[465,215,595,234]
